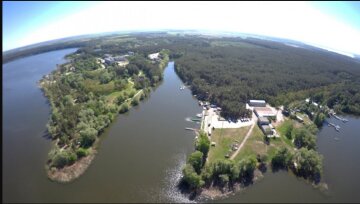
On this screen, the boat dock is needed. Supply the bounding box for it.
[185,127,198,131]
[328,122,340,131]
[331,113,348,122]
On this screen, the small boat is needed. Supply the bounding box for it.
[196,113,202,118]
[191,118,201,122]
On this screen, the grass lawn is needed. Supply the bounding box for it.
[207,126,251,163]
[233,123,295,163]
[105,83,136,105]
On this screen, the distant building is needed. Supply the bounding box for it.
[249,100,266,107]
[104,55,128,65]
[117,60,129,67]
[148,52,160,60]
[104,57,114,65]
[258,117,270,125]
[254,107,276,117]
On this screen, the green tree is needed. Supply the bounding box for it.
[182,164,204,189]
[292,148,323,181]
[285,122,294,139]
[76,147,88,158]
[293,128,316,150]
[80,127,97,148]
[314,112,326,127]
[196,131,210,160]
[218,174,230,187]
[116,93,126,105]
[271,147,293,169]
[131,97,139,106]
[51,150,77,168]
[119,103,129,113]
[188,151,204,174]
[238,156,257,179]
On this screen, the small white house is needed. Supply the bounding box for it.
[148,52,160,60]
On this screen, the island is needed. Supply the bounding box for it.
[23,32,360,194]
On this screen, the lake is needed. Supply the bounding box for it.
[3,49,360,202]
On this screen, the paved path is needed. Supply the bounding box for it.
[230,116,257,160]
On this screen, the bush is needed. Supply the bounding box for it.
[293,148,323,181]
[116,94,126,105]
[52,152,68,168]
[237,156,257,180]
[131,97,139,106]
[271,147,293,169]
[119,103,129,113]
[76,148,88,158]
[80,127,97,148]
[218,174,229,186]
[314,112,326,127]
[293,128,316,150]
[52,150,77,168]
[182,164,204,189]
[187,151,203,174]
[196,131,210,160]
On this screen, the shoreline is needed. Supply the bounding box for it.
[181,96,329,201]
[47,149,96,183]
[197,169,264,201]
[42,57,169,183]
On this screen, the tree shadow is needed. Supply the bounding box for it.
[41,129,52,140]
[176,178,200,200]
[258,163,267,173]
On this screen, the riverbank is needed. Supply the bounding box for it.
[40,50,169,183]
[47,149,96,183]
[198,169,264,201]
[179,95,328,201]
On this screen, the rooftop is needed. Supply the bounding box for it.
[250,99,266,103]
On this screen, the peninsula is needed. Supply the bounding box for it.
[40,43,169,182]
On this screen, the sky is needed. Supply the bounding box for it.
[3,1,360,56]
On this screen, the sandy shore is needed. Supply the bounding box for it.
[47,150,97,183]
[197,169,264,201]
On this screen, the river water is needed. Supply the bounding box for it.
[3,49,360,202]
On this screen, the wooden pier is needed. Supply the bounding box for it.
[328,122,340,131]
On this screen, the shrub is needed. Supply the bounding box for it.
[187,151,203,174]
[182,164,204,189]
[76,148,88,158]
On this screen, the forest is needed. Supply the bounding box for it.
[172,37,360,119]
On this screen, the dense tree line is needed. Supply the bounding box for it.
[172,37,360,119]
[271,147,323,182]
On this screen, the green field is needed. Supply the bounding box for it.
[207,126,250,163]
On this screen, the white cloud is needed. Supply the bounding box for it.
[13,1,360,55]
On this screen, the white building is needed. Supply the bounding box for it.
[249,100,266,107]
[148,52,160,60]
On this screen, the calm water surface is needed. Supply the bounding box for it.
[3,49,360,202]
